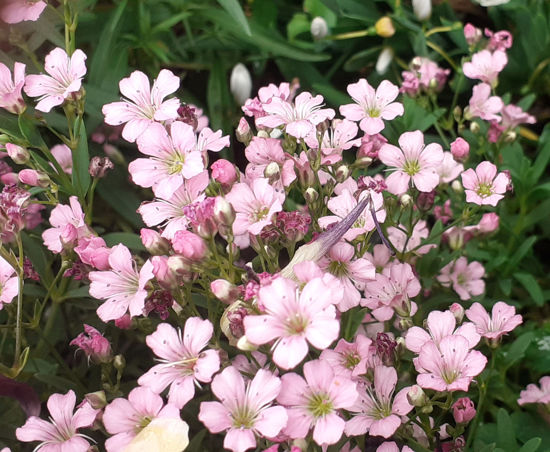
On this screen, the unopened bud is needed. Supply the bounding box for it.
[504,130,516,143]
[167,255,192,276]
[264,161,281,183]
[237,335,258,351]
[450,302,465,323]
[85,391,107,410]
[417,190,435,211]
[214,197,236,226]
[450,137,470,161]
[375,47,394,75]
[335,165,350,183]
[375,17,395,38]
[311,16,328,40]
[451,180,463,193]
[355,156,373,168]
[140,228,171,255]
[257,130,270,139]
[211,159,237,187]
[304,187,318,203]
[407,385,428,407]
[18,169,50,188]
[113,354,125,372]
[469,121,480,134]
[5,143,29,164]
[89,156,114,178]
[400,193,413,206]
[211,279,241,304]
[236,117,253,144]
[453,106,462,122]
[230,63,252,106]
[412,0,432,21]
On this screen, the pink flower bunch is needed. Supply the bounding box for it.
[401,57,450,96]
[437,257,486,300]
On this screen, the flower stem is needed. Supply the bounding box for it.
[13,234,25,368]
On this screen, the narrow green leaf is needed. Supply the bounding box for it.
[513,273,544,306]
[72,118,91,198]
[21,232,52,285]
[503,236,536,274]
[207,61,227,132]
[519,438,541,452]
[18,114,47,149]
[530,124,550,184]
[0,109,22,137]
[496,408,518,451]
[217,0,252,36]
[103,232,145,251]
[503,332,535,370]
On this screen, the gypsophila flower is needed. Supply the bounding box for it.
[465,301,522,340]
[461,161,510,206]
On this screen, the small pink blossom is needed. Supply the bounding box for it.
[450,137,470,161]
[437,257,486,300]
[16,390,98,452]
[129,122,204,198]
[345,365,413,438]
[245,137,296,188]
[518,377,550,406]
[501,104,536,129]
[462,50,507,86]
[0,255,18,309]
[485,28,513,51]
[320,335,372,379]
[24,48,87,113]
[415,335,487,392]
[438,152,464,184]
[453,397,476,424]
[138,319,220,408]
[461,161,510,206]
[401,57,450,96]
[89,244,154,322]
[226,178,284,236]
[102,69,180,142]
[0,62,26,114]
[277,359,358,445]
[199,367,287,452]
[379,130,443,195]
[0,0,46,23]
[103,386,181,452]
[211,158,238,186]
[464,23,482,45]
[340,79,404,135]
[465,301,523,340]
[50,144,73,174]
[244,275,341,369]
[70,324,112,363]
[256,91,335,139]
[74,236,111,270]
[243,82,291,119]
[466,83,503,122]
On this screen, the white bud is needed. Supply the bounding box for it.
[451,180,463,193]
[375,47,394,75]
[400,193,412,206]
[412,0,432,21]
[257,130,270,138]
[230,63,252,106]
[310,16,328,40]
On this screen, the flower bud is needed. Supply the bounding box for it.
[417,190,435,211]
[140,228,170,256]
[310,16,328,40]
[477,212,499,233]
[375,17,395,38]
[400,193,412,206]
[151,255,178,289]
[450,303,465,323]
[89,156,114,178]
[114,314,132,329]
[1,172,17,185]
[375,47,394,74]
[18,169,50,188]
[412,0,432,21]
[355,156,373,168]
[504,130,516,143]
[211,279,241,304]
[113,354,126,371]
[304,187,318,203]
[335,165,350,183]
[85,391,107,410]
[167,255,192,278]
[407,385,428,407]
[230,63,252,106]
[211,159,237,187]
[450,137,470,161]
[257,130,270,139]
[264,161,281,183]
[452,397,476,424]
[451,180,463,193]
[469,121,480,134]
[5,143,29,164]
[464,23,482,46]
[70,324,112,364]
[171,230,207,262]
[453,106,462,122]
[214,196,236,226]
[237,335,258,351]
[235,117,253,144]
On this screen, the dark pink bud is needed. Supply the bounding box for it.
[211,159,237,187]
[143,290,173,320]
[89,156,114,178]
[450,137,470,161]
[417,190,435,211]
[18,169,49,188]
[114,314,132,330]
[453,397,476,424]
[172,230,207,261]
[70,324,112,363]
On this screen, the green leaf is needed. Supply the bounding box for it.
[207,61,229,133]
[62,286,93,300]
[518,438,541,452]
[217,0,252,36]
[103,232,145,251]
[513,273,544,306]
[287,13,311,41]
[496,408,518,451]
[18,114,47,149]
[342,307,368,341]
[530,124,550,184]
[0,109,22,137]
[186,429,207,452]
[33,373,79,393]
[72,118,91,198]
[502,332,535,370]
[503,236,536,274]
[21,232,52,285]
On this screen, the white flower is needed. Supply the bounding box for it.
[230,63,252,106]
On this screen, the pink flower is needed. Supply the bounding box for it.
[452,397,476,424]
[211,159,238,186]
[501,104,536,129]
[103,386,181,452]
[129,122,204,198]
[340,79,403,135]
[466,83,503,122]
[0,62,26,114]
[199,367,287,452]
[74,236,111,270]
[450,137,470,161]
[244,276,341,369]
[518,377,550,406]
[226,178,284,236]
[462,50,507,86]
[89,244,154,322]
[485,28,513,51]
[102,69,180,142]
[345,366,413,438]
[318,242,375,311]
[305,119,361,161]
[376,443,414,452]
[362,262,421,321]
[70,324,112,363]
[24,48,87,113]
[405,310,480,353]
[256,91,334,139]
[244,137,296,187]
[0,0,46,23]
[243,82,291,119]
[464,23,482,45]
[387,220,434,255]
[415,335,487,392]
[465,301,522,340]
[400,57,450,96]
[138,318,220,408]
[277,359,358,445]
[461,161,510,206]
[50,144,73,174]
[16,390,98,452]
[438,152,464,184]
[0,255,18,309]
[379,130,443,194]
[41,196,92,253]
[437,257,485,300]
[320,335,372,379]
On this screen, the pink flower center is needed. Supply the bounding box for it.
[285,312,309,335]
[307,392,333,417]
[328,260,348,277]
[403,159,421,176]
[476,182,493,197]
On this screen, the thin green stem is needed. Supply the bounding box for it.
[13,235,25,368]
